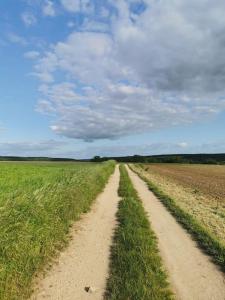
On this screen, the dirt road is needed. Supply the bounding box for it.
[127,166,225,300]
[31,165,120,300]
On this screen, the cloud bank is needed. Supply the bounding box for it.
[1,139,225,159]
[32,0,225,141]
[0,140,66,157]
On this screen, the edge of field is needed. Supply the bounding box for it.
[105,164,173,299]
[129,163,225,273]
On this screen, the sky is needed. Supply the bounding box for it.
[0,0,225,159]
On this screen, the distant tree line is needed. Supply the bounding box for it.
[91,154,225,164]
[0,153,224,164]
[0,156,77,162]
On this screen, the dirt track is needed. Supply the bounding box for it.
[127,166,225,300]
[31,165,120,300]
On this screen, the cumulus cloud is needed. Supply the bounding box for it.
[32,0,225,141]
[117,0,225,97]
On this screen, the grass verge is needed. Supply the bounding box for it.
[105,165,173,300]
[130,164,225,272]
[0,161,115,300]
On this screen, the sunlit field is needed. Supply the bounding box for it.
[144,163,225,202]
[0,161,115,300]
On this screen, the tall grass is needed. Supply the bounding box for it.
[130,164,225,273]
[0,161,115,300]
[105,165,173,300]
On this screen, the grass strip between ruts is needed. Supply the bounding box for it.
[105,164,173,300]
[129,164,225,273]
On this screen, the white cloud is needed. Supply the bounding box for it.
[7,32,27,46]
[67,21,75,28]
[21,11,37,26]
[33,0,225,141]
[0,140,66,156]
[100,7,110,18]
[61,0,94,14]
[81,19,109,32]
[177,142,188,148]
[42,0,56,17]
[61,0,80,12]
[67,140,225,159]
[34,51,58,82]
[0,138,225,159]
[24,50,40,59]
[0,138,224,159]
[80,0,94,14]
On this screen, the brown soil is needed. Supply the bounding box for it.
[145,163,225,202]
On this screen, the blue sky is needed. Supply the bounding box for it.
[0,0,225,158]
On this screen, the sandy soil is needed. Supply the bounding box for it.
[126,166,225,300]
[31,165,120,300]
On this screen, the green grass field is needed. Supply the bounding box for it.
[0,161,115,300]
[106,165,173,300]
